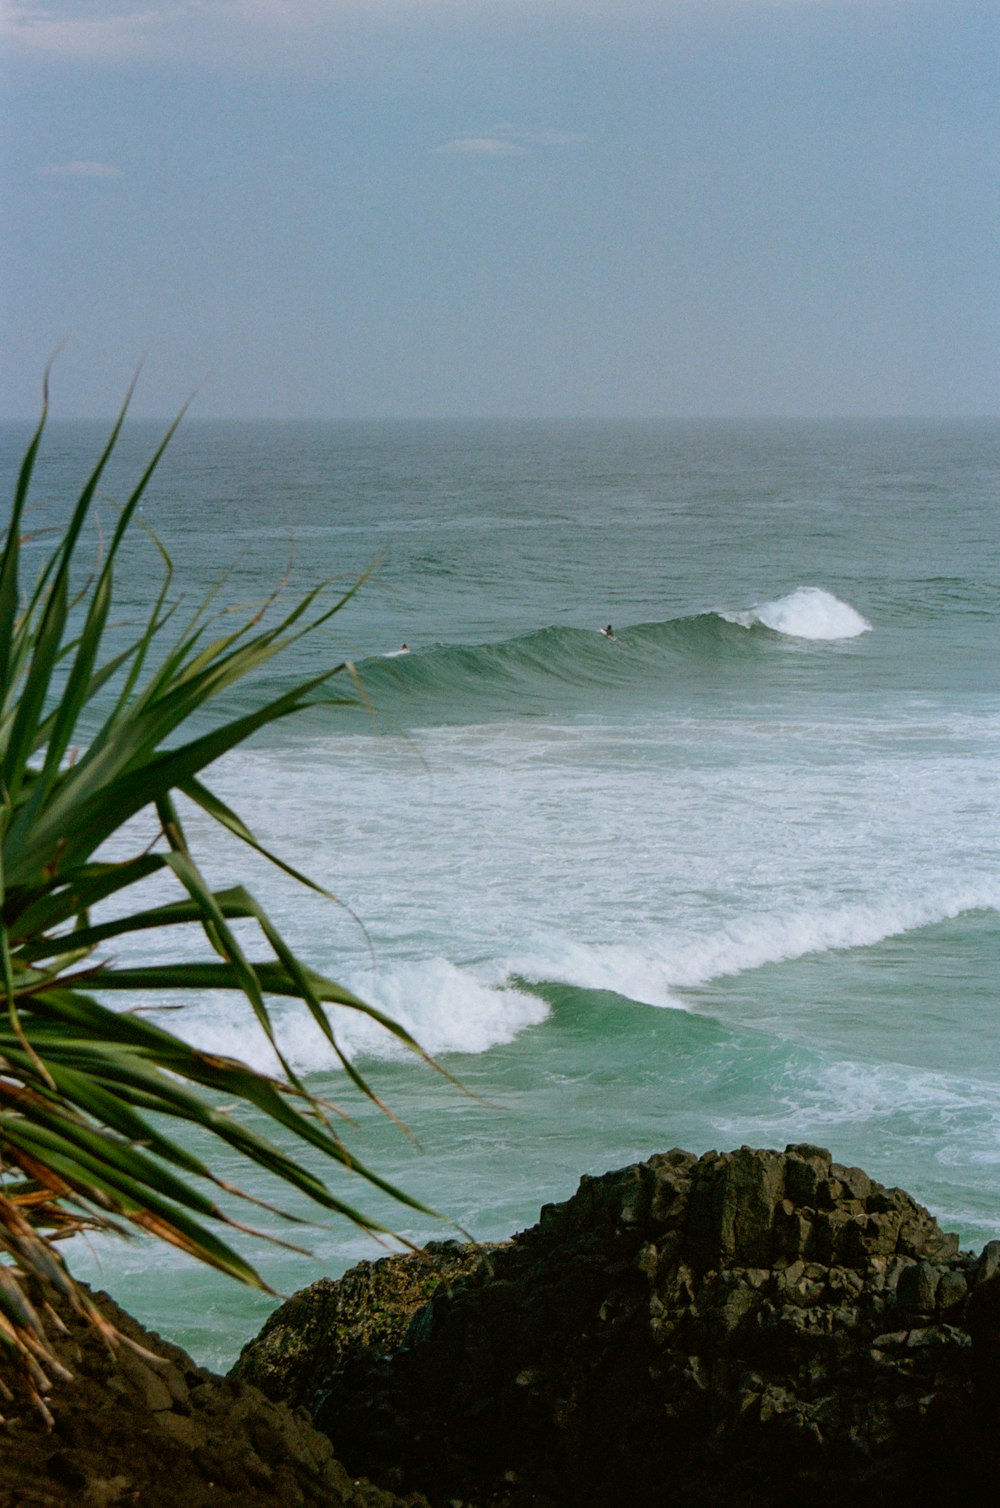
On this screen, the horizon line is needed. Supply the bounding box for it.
[1,411,996,426]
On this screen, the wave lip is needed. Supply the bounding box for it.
[725,587,872,641]
[509,891,1000,1014]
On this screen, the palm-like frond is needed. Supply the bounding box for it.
[0,385,433,1415]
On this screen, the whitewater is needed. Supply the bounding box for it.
[1,415,997,1367]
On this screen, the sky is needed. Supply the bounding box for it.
[1,0,997,419]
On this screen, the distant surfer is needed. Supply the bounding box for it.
[400,643,411,653]
[600,624,615,639]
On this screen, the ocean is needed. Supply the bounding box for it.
[2,415,998,1369]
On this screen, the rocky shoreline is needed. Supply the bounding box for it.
[0,1282,429,1508]
[3,1144,999,1505]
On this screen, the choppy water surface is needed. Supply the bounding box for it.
[2,417,998,1367]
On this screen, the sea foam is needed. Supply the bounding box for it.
[710,1051,1000,1148]
[124,890,999,1074]
[725,586,872,640]
[513,889,1000,1013]
[152,957,549,1076]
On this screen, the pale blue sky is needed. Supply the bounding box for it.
[2,1,997,418]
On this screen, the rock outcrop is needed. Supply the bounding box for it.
[231,1239,496,1411]
[6,1145,998,1505]
[237,1143,1000,1506]
[0,1283,428,1508]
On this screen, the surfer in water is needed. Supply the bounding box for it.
[600,624,615,639]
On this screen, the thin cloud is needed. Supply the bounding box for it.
[39,159,123,177]
[517,129,588,147]
[0,2,794,68]
[1,1,440,64]
[434,136,529,157]
[1,1,174,62]
[434,124,588,157]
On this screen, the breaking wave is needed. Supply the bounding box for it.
[722,587,871,640]
[329,587,874,725]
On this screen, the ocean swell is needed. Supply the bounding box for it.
[339,587,873,724]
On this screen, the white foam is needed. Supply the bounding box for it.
[711,1053,1000,1139]
[340,956,549,1060]
[110,885,998,1076]
[513,889,1000,1010]
[725,586,872,640]
[129,956,549,1075]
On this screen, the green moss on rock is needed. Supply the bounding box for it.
[230,1239,498,1410]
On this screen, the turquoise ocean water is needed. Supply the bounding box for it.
[2,417,998,1368]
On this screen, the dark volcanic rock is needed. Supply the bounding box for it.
[0,1282,427,1508]
[266,1144,1000,1506]
[231,1239,495,1409]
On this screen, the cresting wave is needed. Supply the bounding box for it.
[161,892,998,1075]
[722,586,872,640]
[508,890,1000,1014]
[345,587,873,717]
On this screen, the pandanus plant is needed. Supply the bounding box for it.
[0,378,430,1418]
